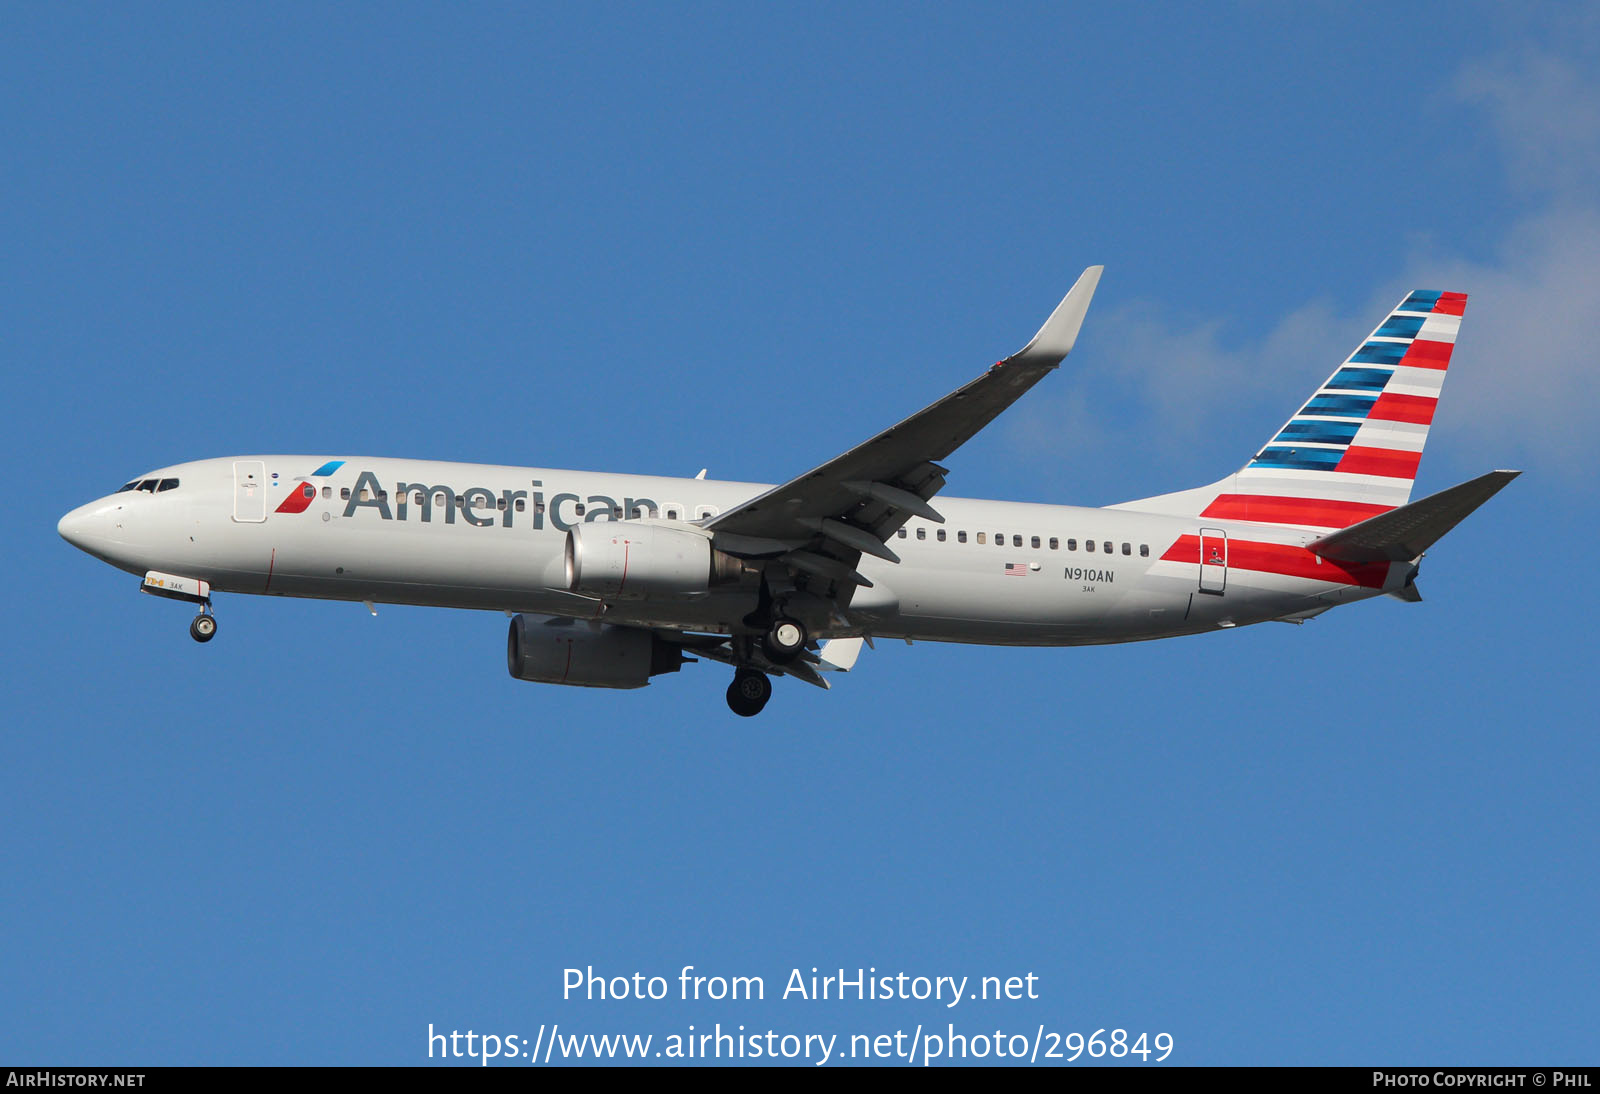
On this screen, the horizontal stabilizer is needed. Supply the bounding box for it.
[1309,470,1520,564]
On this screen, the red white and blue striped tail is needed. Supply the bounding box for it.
[1116,290,1465,530]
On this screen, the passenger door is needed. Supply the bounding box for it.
[233,460,267,523]
[1198,527,1227,595]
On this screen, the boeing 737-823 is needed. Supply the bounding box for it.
[58,268,1517,715]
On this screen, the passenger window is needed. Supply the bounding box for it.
[341,487,351,500]
[1122,543,1131,555]
[1139,544,1150,557]
[1049,537,1059,550]
[936,529,946,542]
[958,531,968,543]
[454,495,464,508]
[1013,535,1023,547]
[497,497,507,510]
[1103,541,1112,554]
[1086,540,1095,552]
[613,506,623,519]
[1067,539,1077,551]
[414,493,425,506]
[321,486,331,500]
[1031,536,1040,549]
[995,533,1004,545]
[378,491,387,500]
[898,528,907,538]
[629,507,641,519]
[158,478,179,492]
[302,483,315,499]
[916,527,926,540]
[574,503,586,516]
[666,509,679,520]
[976,532,986,544]
[515,499,526,512]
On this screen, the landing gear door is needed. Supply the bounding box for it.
[233,460,267,523]
[1198,527,1227,595]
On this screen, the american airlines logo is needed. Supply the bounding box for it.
[273,459,346,515]
[339,469,670,533]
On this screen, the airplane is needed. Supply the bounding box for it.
[58,267,1518,716]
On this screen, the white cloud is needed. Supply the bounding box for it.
[1011,39,1600,483]
[1455,48,1600,199]
[1402,206,1600,465]
[1426,39,1600,469]
[1003,301,1356,503]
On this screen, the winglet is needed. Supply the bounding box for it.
[1012,265,1103,364]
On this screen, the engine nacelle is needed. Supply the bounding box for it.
[565,522,740,599]
[506,614,686,690]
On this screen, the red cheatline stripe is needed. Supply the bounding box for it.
[1200,494,1393,528]
[1337,446,1422,479]
[1432,292,1467,316]
[1161,535,1390,588]
[1368,391,1438,425]
[1399,339,1453,370]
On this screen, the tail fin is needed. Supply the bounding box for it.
[1115,289,1467,530]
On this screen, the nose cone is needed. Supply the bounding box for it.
[60,493,159,577]
[58,498,135,568]
[58,502,101,550]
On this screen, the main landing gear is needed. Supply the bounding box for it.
[761,616,807,663]
[727,587,809,714]
[726,614,803,716]
[189,606,217,643]
[726,669,772,717]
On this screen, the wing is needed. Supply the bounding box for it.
[703,267,1103,601]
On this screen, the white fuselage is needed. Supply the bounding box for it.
[58,455,1408,645]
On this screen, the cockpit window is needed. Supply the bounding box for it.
[119,477,179,492]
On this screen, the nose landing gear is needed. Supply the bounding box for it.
[140,571,218,644]
[189,607,217,643]
[726,669,772,717]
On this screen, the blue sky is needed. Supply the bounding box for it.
[4,2,1597,1066]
